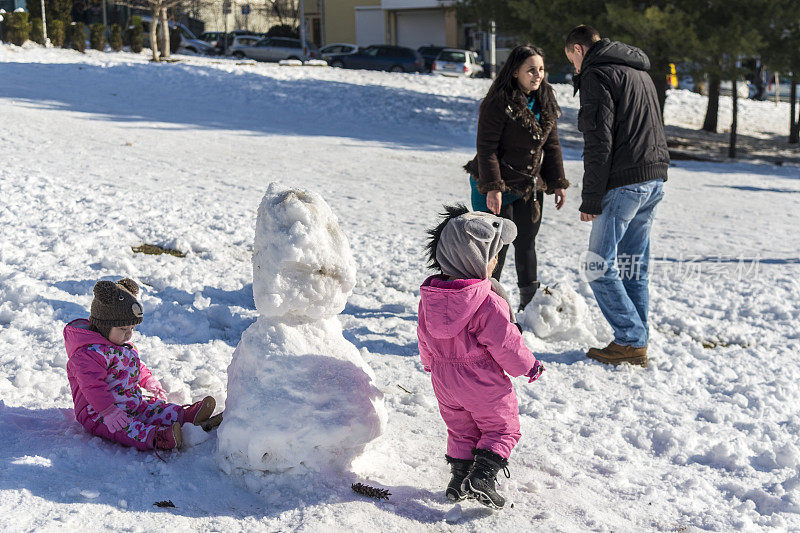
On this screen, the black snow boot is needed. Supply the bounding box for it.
[518,281,540,312]
[445,455,473,502]
[462,448,510,510]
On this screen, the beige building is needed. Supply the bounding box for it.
[321,0,459,48]
[193,0,461,50]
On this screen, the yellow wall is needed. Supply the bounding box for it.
[323,0,381,45]
[444,8,458,48]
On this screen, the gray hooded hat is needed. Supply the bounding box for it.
[435,211,517,280]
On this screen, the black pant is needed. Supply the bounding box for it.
[491,191,544,287]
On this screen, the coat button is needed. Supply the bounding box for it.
[529,149,535,154]
[526,165,533,170]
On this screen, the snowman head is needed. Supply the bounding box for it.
[252,183,357,320]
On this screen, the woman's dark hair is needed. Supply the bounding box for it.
[484,44,560,117]
[425,204,469,272]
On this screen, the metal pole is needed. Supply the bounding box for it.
[102,0,107,32]
[299,0,306,62]
[728,78,738,158]
[489,19,496,79]
[318,0,324,46]
[40,0,50,47]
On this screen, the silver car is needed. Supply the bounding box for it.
[228,35,263,57]
[319,43,358,61]
[432,49,484,78]
[235,37,320,62]
[139,16,214,55]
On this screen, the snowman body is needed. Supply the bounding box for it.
[217,184,386,474]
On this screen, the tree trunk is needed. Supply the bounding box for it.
[728,79,738,158]
[650,59,668,119]
[702,74,721,133]
[159,6,169,59]
[149,6,159,62]
[790,77,799,144]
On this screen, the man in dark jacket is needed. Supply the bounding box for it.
[565,25,668,367]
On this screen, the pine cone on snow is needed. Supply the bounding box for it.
[351,483,391,501]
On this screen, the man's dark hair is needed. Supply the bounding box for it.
[565,25,601,49]
[426,204,469,272]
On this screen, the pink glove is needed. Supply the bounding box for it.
[142,377,167,400]
[526,361,544,383]
[99,405,131,433]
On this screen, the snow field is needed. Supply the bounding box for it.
[1,43,799,531]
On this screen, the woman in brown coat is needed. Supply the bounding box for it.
[465,44,569,310]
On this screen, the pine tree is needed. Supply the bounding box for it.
[68,22,86,52]
[30,18,44,45]
[109,23,123,52]
[758,0,800,143]
[90,23,106,51]
[127,17,144,53]
[6,11,32,46]
[26,0,72,25]
[49,19,65,47]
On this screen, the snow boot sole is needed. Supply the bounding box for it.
[463,477,503,510]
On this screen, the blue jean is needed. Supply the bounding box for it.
[586,180,664,348]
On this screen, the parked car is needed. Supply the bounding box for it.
[319,43,358,61]
[417,45,446,72]
[199,31,226,46]
[232,36,320,61]
[227,35,263,56]
[139,17,214,55]
[432,49,483,78]
[327,45,423,73]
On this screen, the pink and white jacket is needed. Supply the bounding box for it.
[63,319,155,429]
[417,276,537,377]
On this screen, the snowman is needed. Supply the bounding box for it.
[217,183,386,474]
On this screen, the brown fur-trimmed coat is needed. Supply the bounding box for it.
[465,88,569,201]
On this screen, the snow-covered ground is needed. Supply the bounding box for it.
[1,44,799,531]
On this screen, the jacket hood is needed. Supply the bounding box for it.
[419,277,491,339]
[574,39,650,92]
[64,319,108,357]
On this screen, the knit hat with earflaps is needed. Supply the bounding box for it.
[89,278,144,330]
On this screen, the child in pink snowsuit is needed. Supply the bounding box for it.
[418,205,544,510]
[63,278,216,452]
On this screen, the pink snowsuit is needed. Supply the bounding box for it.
[417,276,538,460]
[63,319,185,450]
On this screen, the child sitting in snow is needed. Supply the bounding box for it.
[417,205,544,510]
[63,278,216,452]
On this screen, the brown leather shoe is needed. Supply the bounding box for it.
[586,342,647,367]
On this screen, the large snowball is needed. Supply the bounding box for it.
[252,183,356,320]
[518,282,610,345]
[217,316,387,473]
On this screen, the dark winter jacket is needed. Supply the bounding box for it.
[572,39,669,215]
[465,86,569,204]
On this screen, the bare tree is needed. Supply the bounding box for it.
[264,0,298,27]
[116,0,183,61]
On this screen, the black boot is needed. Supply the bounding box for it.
[445,455,473,502]
[463,448,510,510]
[518,281,540,312]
